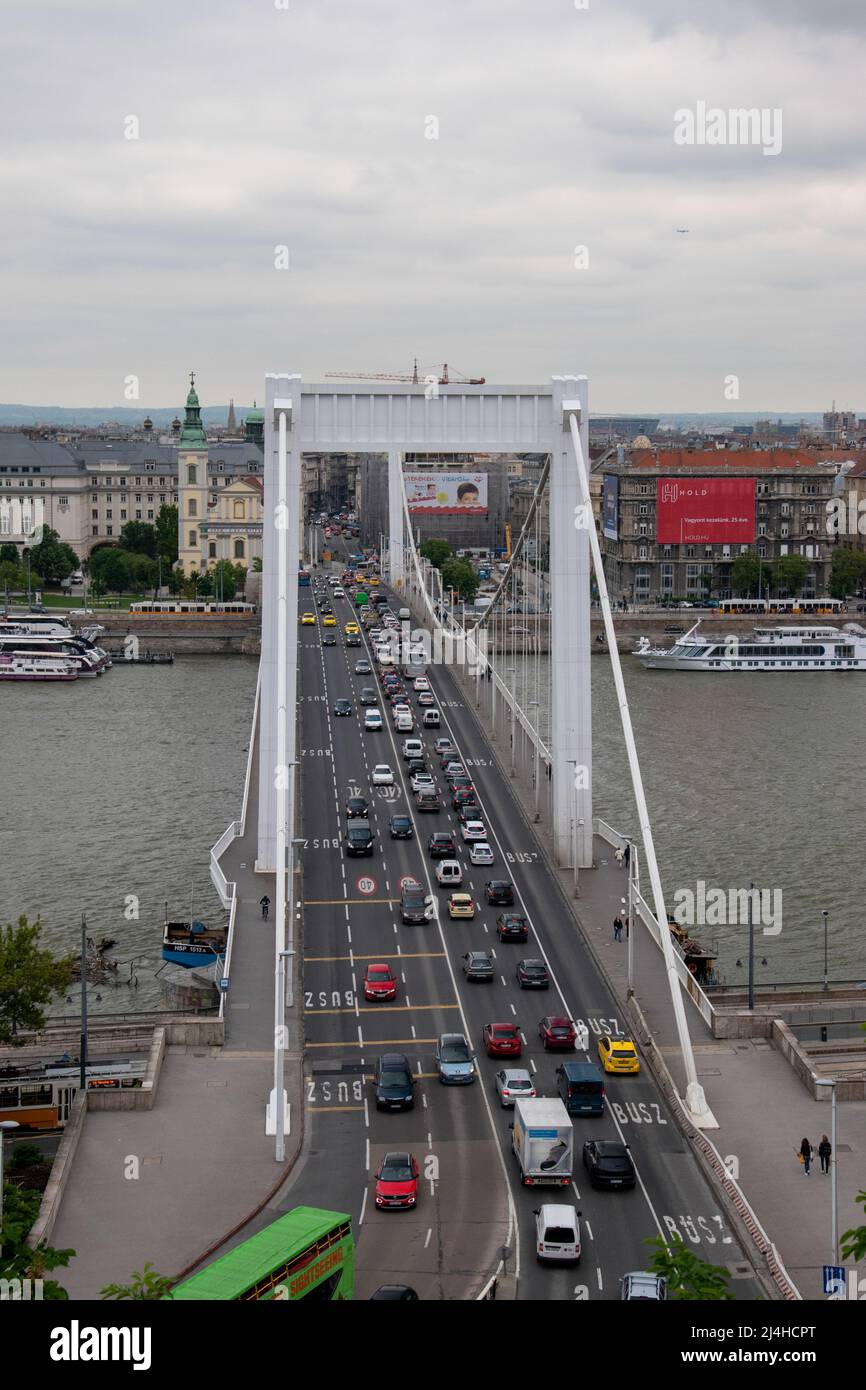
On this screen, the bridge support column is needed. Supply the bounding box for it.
[550,375,593,868]
[387,449,405,590]
[257,373,302,872]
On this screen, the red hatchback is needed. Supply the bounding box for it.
[374,1151,419,1209]
[483,1022,523,1058]
[539,1016,577,1050]
[364,963,397,1001]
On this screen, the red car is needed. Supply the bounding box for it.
[374,1151,420,1209]
[539,1016,577,1050]
[364,963,397,1001]
[483,1022,522,1058]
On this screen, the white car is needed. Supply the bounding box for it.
[435,859,463,887]
[461,820,487,842]
[333,587,345,598]
[364,710,383,732]
[469,841,494,866]
[411,772,435,793]
[402,739,424,761]
[372,764,394,785]
[413,676,430,692]
[391,702,411,719]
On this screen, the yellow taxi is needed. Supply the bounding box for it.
[597,1036,640,1075]
[344,621,360,635]
[368,576,379,587]
[300,612,316,626]
[322,615,337,628]
[448,893,476,920]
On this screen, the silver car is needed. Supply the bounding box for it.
[493,1068,537,1108]
[620,1272,667,1301]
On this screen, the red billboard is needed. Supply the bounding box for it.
[656,477,755,544]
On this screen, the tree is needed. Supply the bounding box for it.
[829,547,866,600]
[211,559,236,600]
[0,543,19,566]
[0,560,25,591]
[0,1183,73,1298]
[90,548,131,595]
[0,916,74,1045]
[252,557,263,573]
[730,554,763,597]
[25,528,78,584]
[440,557,480,603]
[100,1262,174,1301]
[119,521,157,557]
[644,1234,734,1300]
[770,554,810,597]
[128,552,157,590]
[841,1190,866,1262]
[155,505,179,567]
[419,538,451,570]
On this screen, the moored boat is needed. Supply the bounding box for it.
[634,621,866,672]
[161,910,227,968]
[0,651,79,681]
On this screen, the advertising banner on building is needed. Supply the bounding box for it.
[602,474,619,540]
[656,477,755,543]
[404,472,488,514]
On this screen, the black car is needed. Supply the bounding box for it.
[462,950,494,982]
[485,880,514,906]
[414,790,441,812]
[428,832,455,858]
[496,912,529,943]
[400,880,431,924]
[516,958,550,989]
[346,795,369,818]
[454,794,477,815]
[369,1286,419,1301]
[389,815,414,839]
[333,698,353,716]
[359,687,378,705]
[583,1140,636,1190]
[406,757,427,776]
[374,1053,415,1110]
[344,820,374,856]
[322,633,337,646]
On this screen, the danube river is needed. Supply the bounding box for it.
[3,651,865,1019]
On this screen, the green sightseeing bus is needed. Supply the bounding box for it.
[170,1208,354,1301]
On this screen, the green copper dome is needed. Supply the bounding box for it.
[179,371,208,449]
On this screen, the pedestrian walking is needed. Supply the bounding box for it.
[818,1134,832,1174]
[623,842,631,871]
[614,845,625,868]
[613,914,623,942]
[798,1137,813,1175]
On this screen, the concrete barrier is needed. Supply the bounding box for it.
[26,1092,88,1251]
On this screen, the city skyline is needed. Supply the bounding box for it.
[2,1,865,410]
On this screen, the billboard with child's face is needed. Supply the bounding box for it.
[404,472,488,514]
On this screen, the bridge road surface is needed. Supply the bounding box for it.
[315,532,762,1301]
[266,591,512,1300]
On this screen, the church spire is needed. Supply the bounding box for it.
[179,371,208,448]
[227,398,237,433]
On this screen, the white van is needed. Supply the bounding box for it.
[423,709,441,728]
[534,1205,581,1264]
[402,738,424,760]
[435,859,463,887]
[395,712,414,733]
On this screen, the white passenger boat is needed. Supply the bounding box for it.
[634,622,866,672]
[0,651,79,681]
[0,633,111,674]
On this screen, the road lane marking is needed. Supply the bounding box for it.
[596,1267,603,1291]
[359,1187,368,1226]
[424,1228,432,1249]
[304,1105,365,1113]
[305,1003,457,1015]
[306,1038,438,1048]
[304,952,446,962]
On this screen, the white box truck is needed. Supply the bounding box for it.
[511,1097,573,1187]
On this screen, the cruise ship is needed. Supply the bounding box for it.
[634,622,866,672]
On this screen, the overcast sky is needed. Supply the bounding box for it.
[2,0,864,412]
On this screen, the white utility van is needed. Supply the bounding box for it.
[533,1205,581,1264]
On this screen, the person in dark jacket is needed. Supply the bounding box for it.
[798,1137,813,1175]
[818,1135,832,1174]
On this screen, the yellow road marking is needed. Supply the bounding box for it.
[305,1003,458,1015]
[304,952,446,962]
[306,1038,438,1048]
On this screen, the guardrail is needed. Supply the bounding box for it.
[632,886,716,1028]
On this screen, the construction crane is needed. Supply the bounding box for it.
[325,358,485,386]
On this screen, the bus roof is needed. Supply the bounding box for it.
[170,1206,351,1300]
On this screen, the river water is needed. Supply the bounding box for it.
[3,652,864,1021]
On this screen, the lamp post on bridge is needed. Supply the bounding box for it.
[507,666,516,777]
[815,1078,838,1266]
[528,699,540,821]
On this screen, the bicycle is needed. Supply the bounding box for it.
[260,897,271,921]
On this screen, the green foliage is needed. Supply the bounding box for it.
[0,1183,73,1298]
[644,1233,734,1300]
[440,557,480,603]
[0,543,20,566]
[730,554,763,597]
[252,557,263,573]
[419,538,451,569]
[769,554,810,597]
[25,527,79,584]
[829,547,866,600]
[0,915,74,1045]
[9,1143,44,1171]
[155,505,179,566]
[840,1190,866,1262]
[0,560,25,590]
[100,1262,174,1301]
[119,521,157,557]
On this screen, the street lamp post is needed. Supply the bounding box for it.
[507,666,516,776]
[528,700,540,821]
[0,1120,20,1235]
[822,910,829,991]
[566,760,581,896]
[816,1078,838,1264]
[626,841,636,992]
[747,881,755,1011]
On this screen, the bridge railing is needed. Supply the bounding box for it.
[632,886,716,1028]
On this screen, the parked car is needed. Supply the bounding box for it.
[462,950,494,982]
[482,1023,522,1058]
[485,880,514,905]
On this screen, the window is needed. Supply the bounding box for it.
[147,510,154,520]
[135,494,142,502]
[121,509,127,520]
[805,521,815,533]
[91,493,98,502]
[188,499,197,517]
[638,545,648,560]
[188,465,197,485]
[758,544,767,558]
[92,525,99,536]
[106,525,113,536]
[147,494,153,502]
[58,495,68,506]
[638,503,648,516]
[209,542,217,558]
[234,539,245,559]
[106,494,112,502]
[233,500,245,520]
[686,546,695,559]
[106,509,112,519]
[662,545,672,559]
[781,503,789,516]
[704,545,712,558]
[189,531,197,547]
[758,523,766,536]
[740,544,748,554]
[660,563,673,593]
[121,493,127,502]
[135,509,142,520]
[780,524,789,538]
[91,509,98,519]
